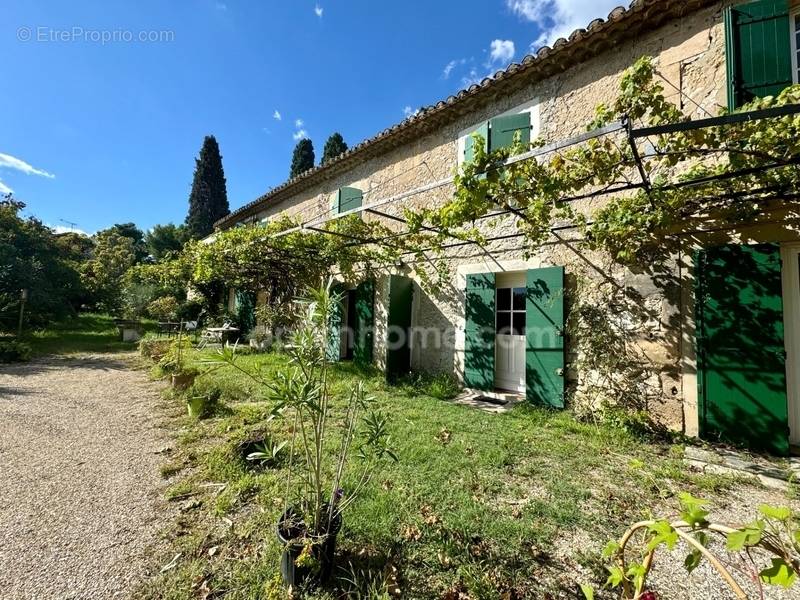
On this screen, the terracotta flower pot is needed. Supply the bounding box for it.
[171,372,196,391]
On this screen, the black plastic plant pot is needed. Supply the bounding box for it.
[276,506,342,587]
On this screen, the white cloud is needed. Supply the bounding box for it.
[403,106,420,118]
[0,152,55,178]
[273,109,282,121]
[293,129,309,140]
[443,58,468,79]
[488,39,515,66]
[506,0,624,50]
[0,179,13,195]
[314,4,323,17]
[295,118,304,128]
[51,225,90,236]
[461,66,482,88]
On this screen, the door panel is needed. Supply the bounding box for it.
[696,244,789,455]
[353,280,375,366]
[526,267,565,407]
[495,283,527,392]
[386,275,414,382]
[495,332,526,392]
[326,284,345,362]
[464,273,495,390]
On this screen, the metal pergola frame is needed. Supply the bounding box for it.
[244,104,800,258]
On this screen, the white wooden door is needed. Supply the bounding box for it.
[494,272,526,393]
[781,244,800,446]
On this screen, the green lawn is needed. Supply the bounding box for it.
[17,313,155,356]
[140,349,741,600]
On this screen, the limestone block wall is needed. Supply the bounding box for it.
[231,2,744,432]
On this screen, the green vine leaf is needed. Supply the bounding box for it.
[726,522,764,551]
[601,540,621,558]
[647,520,678,552]
[759,504,793,522]
[579,583,595,599]
[759,558,797,588]
[605,565,625,588]
[678,492,710,528]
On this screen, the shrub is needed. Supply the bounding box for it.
[147,296,179,322]
[0,340,32,363]
[139,336,172,361]
[177,298,204,322]
[121,282,160,319]
[158,337,197,375]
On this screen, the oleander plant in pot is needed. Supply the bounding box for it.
[205,280,397,590]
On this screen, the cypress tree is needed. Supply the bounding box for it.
[186,135,229,239]
[321,132,348,165]
[290,139,315,178]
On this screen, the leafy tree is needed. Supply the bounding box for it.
[103,222,147,262]
[0,195,85,328]
[290,138,315,178]
[81,230,137,313]
[321,132,348,165]
[53,231,94,263]
[186,135,230,240]
[145,223,188,261]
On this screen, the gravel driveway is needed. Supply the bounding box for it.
[0,354,171,600]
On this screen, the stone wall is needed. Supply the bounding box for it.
[233,2,737,432]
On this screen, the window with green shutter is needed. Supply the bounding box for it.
[489,113,531,153]
[464,122,489,165]
[725,0,793,110]
[337,186,363,214]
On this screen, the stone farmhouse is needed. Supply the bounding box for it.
[215,0,800,455]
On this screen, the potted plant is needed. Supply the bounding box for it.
[159,331,199,390]
[206,280,397,588]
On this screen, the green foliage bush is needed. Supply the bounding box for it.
[0,340,32,363]
[147,296,179,321]
[138,336,172,361]
[1,196,86,328]
[176,298,204,322]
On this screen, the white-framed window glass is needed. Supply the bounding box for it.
[791,8,800,84]
[495,287,526,335]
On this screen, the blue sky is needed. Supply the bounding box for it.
[1,0,621,234]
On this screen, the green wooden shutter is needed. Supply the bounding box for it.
[464,122,489,164]
[386,275,414,382]
[234,290,256,333]
[353,279,375,366]
[337,187,363,214]
[526,267,565,408]
[326,284,345,362]
[464,273,495,390]
[489,113,531,153]
[695,244,789,455]
[725,0,793,110]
